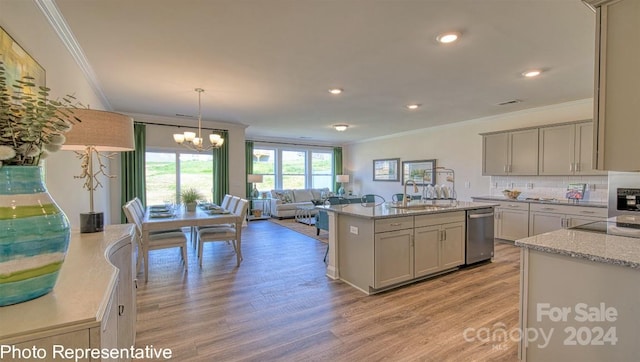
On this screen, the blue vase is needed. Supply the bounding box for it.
[0,166,70,306]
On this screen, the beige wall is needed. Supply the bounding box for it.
[1,1,111,230]
[342,99,595,202]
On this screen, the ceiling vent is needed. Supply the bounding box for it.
[497,99,522,106]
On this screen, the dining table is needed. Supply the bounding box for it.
[141,205,241,281]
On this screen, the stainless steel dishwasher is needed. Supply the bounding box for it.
[465,208,495,265]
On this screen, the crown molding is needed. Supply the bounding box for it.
[34,0,112,109]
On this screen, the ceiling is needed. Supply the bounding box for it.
[52,0,596,145]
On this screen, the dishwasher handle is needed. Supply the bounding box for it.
[468,212,495,219]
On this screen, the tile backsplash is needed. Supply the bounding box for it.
[490,175,608,203]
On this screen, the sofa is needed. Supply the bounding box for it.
[269,188,330,218]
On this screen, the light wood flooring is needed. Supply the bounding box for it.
[135,220,521,361]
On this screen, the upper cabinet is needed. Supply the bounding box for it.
[482,129,539,176]
[538,121,605,175]
[586,0,640,171]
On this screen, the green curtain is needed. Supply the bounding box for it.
[245,141,254,198]
[120,123,146,223]
[212,130,229,205]
[333,146,343,193]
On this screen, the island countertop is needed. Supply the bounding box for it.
[319,200,497,220]
[515,222,640,270]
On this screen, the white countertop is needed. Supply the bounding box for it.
[0,224,134,341]
[515,217,640,270]
[320,200,497,219]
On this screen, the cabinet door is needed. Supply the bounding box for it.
[497,209,529,241]
[509,129,539,175]
[414,226,440,277]
[374,229,414,288]
[593,0,640,171]
[574,122,605,175]
[440,222,465,269]
[529,212,564,236]
[111,242,136,349]
[538,124,575,175]
[483,133,509,175]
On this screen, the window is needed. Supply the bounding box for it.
[252,145,334,191]
[145,151,213,205]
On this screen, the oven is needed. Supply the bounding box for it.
[608,171,640,217]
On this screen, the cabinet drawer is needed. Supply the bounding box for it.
[375,216,414,233]
[495,201,530,211]
[530,203,607,217]
[414,211,465,228]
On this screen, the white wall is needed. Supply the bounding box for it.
[1,2,111,230]
[343,99,595,202]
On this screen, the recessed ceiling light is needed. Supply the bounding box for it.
[522,70,542,78]
[436,31,461,44]
[333,124,349,132]
[328,88,343,95]
[406,104,421,110]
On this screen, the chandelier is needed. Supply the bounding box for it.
[173,88,224,151]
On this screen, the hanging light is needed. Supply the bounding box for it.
[173,88,224,151]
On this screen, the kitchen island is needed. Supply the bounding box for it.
[515,216,640,361]
[321,200,497,294]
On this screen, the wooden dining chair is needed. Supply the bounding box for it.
[197,198,248,268]
[123,200,189,280]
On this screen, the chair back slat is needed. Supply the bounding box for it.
[220,194,232,209]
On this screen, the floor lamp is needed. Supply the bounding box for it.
[61,109,134,233]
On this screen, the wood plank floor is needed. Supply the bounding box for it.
[135,220,521,361]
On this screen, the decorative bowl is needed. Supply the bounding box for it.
[502,190,522,199]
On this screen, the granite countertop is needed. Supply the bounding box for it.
[472,195,607,208]
[515,225,640,270]
[319,200,498,219]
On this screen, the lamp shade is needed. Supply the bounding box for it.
[61,109,134,151]
[336,174,350,183]
[247,174,264,183]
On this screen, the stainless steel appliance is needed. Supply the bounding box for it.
[465,208,495,265]
[608,171,640,217]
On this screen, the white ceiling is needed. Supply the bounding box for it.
[52,0,596,145]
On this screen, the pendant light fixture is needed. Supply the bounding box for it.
[173,88,224,151]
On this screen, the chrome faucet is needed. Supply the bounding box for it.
[403,180,419,207]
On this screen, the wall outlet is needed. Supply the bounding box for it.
[350,226,359,235]
[493,182,498,188]
[465,181,471,189]
[590,184,596,191]
[527,183,534,189]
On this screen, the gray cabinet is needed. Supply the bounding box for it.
[414,211,466,276]
[494,201,530,241]
[482,129,539,176]
[374,229,414,288]
[528,203,607,236]
[538,121,604,175]
[587,0,640,171]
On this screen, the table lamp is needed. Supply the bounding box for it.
[61,109,134,233]
[247,174,264,198]
[336,174,350,196]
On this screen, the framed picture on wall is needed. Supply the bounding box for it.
[402,159,436,185]
[0,26,46,94]
[373,158,400,181]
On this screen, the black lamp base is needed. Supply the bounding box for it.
[80,212,104,233]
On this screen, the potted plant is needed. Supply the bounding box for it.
[180,187,203,212]
[0,61,82,306]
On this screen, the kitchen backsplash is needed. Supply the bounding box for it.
[490,175,608,203]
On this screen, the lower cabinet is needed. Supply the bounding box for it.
[529,203,607,235]
[414,217,465,277]
[374,228,414,288]
[373,211,466,289]
[494,202,530,241]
